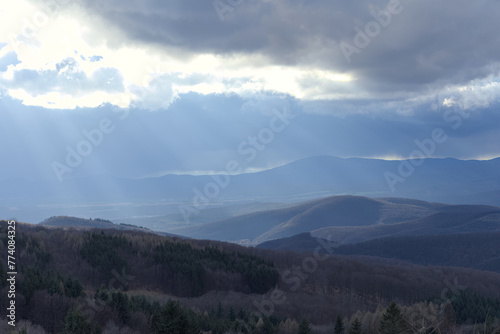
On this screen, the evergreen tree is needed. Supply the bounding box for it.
[151,300,189,334]
[20,267,43,301]
[379,302,409,334]
[61,308,98,334]
[110,291,130,323]
[151,299,199,334]
[216,302,224,319]
[237,308,246,321]
[334,315,345,334]
[229,307,236,321]
[256,317,275,334]
[348,318,363,334]
[298,318,313,334]
[64,277,84,298]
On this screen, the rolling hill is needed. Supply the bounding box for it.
[311,204,500,244]
[170,195,449,244]
[257,232,500,273]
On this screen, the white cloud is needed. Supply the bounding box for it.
[8,88,131,109]
[442,79,500,111]
[0,0,359,110]
[1,0,500,114]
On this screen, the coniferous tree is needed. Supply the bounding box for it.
[348,318,363,334]
[110,291,130,324]
[61,308,98,334]
[151,300,189,334]
[298,318,313,334]
[238,308,247,321]
[64,277,84,298]
[257,317,275,334]
[216,302,224,319]
[334,315,345,334]
[229,307,236,321]
[379,302,409,334]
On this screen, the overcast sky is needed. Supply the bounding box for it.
[0,0,499,181]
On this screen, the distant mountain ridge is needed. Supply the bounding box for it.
[3,155,500,223]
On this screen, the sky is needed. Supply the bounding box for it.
[0,0,499,182]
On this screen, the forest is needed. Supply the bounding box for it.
[1,221,500,333]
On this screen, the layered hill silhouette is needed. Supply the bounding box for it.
[257,232,500,273]
[3,156,500,223]
[170,195,500,244]
[311,204,500,244]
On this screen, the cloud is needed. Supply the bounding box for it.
[442,80,500,111]
[65,0,500,87]
[0,56,131,108]
[0,0,499,113]
[0,50,20,71]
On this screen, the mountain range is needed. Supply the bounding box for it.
[2,156,500,225]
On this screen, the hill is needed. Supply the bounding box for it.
[42,216,122,229]
[171,196,500,245]
[258,232,500,272]
[39,215,182,238]
[311,204,500,244]
[170,195,441,244]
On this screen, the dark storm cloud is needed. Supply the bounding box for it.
[60,0,500,96]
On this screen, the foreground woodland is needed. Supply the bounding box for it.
[1,221,499,333]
